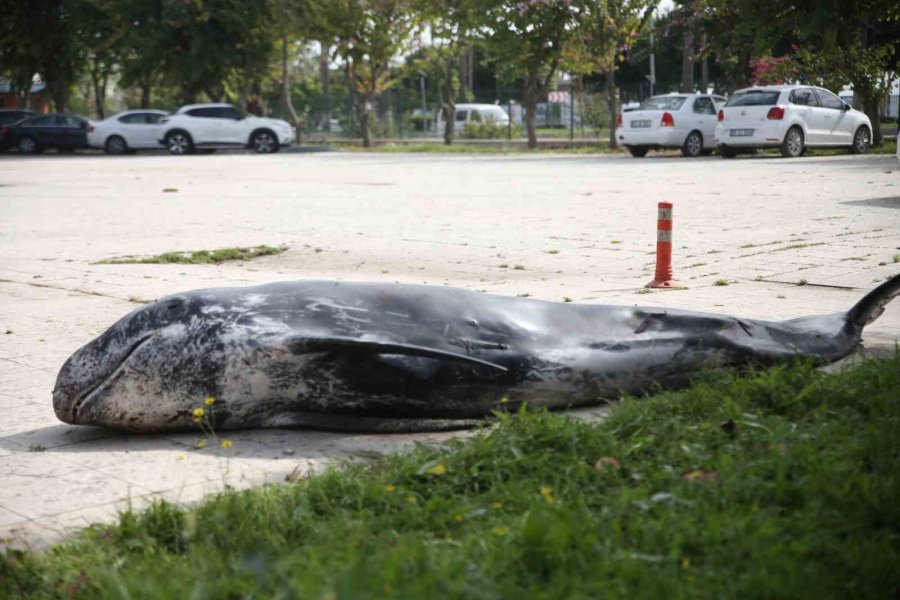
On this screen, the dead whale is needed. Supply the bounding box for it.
[52,273,900,432]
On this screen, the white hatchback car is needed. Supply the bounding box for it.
[158,103,295,154]
[715,85,872,158]
[616,93,727,157]
[88,109,169,154]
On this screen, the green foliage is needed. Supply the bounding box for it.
[3,355,900,598]
[460,119,519,139]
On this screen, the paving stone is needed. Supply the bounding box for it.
[1,152,898,548]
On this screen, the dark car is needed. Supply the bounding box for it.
[1,113,90,154]
[0,109,36,149]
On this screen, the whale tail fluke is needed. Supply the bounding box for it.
[846,272,900,330]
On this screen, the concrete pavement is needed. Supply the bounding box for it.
[1,150,898,548]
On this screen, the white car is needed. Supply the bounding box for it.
[715,85,872,158]
[87,109,169,154]
[158,103,295,154]
[436,103,510,133]
[616,93,727,157]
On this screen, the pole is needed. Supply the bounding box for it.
[649,16,656,97]
[508,99,512,141]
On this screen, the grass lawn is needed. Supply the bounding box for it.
[96,244,287,265]
[3,355,899,598]
[331,141,619,154]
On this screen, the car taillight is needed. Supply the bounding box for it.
[617,113,622,127]
[767,106,785,120]
[88,124,95,133]
[717,109,724,122]
[661,112,674,127]
[0,127,7,136]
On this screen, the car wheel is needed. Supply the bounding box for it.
[718,144,737,159]
[681,131,703,157]
[780,127,804,158]
[849,126,870,155]
[105,135,127,155]
[627,146,648,158]
[17,136,38,154]
[165,131,194,155]
[251,130,279,154]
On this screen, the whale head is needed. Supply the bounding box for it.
[52,293,246,430]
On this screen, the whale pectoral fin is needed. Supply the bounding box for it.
[284,336,508,373]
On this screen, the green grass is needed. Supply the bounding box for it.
[97,245,287,265]
[3,356,900,598]
[330,142,620,154]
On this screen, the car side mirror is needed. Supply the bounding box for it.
[842,102,851,111]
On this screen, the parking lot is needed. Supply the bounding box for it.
[1,150,899,547]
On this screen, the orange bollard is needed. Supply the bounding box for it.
[645,201,684,289]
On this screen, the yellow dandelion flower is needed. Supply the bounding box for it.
[196,439,206,449]
[384,484,396,493]
[426,463,446,476]
[491,501,504,510]
[204,396,216,406]
[193,407,205,418]
[405,495,418,504]
[221,440,233,449]
[681,557,691,569]
[540,486,555,504]
[177,454,185,461]
[500,396,510,404]
[454,514,465,522]
[491,526,509,536]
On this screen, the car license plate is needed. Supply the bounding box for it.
[631,120,651,128]
[730,129,754,137]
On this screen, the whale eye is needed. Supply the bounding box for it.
[166,300,181,310]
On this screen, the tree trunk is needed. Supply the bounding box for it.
[862,94,883,146]
[442,58,456,145]
[604,70,618,148]
[523,76,539,149]
[320,40,331,133]
[280,35,300,142]
[700,32,708,93]
[681,28,695,93]
[90,63,107,120]
[357,100,371,147]
[140,75,151,108]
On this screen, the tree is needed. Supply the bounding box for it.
[326,0,421,147]
[562,0,654,148]
[416,0,479,145]
[478,0,581,149]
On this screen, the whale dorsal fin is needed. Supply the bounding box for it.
[285,336,508,373]
[846,271,900,329]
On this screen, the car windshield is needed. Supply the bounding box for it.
[726,91,781,107]
[638,96,687,111]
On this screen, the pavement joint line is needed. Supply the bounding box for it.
[0,278,137,303]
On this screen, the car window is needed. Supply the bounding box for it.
[58,115,82,126]
[455,110,467,122]
[187,107,217,118]
[725,91,781,107]
[788,88,818,106]
[119,113,145,124]
[692,97,715,115]
[815,89,844,110]
[638,96,687,111]
[30,115,56,126]
[216,106,243,120]
[145,113,166,124]
[0,112,30,125]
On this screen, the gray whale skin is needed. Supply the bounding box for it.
[53,273,900,432]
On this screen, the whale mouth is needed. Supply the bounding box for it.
[66,333,155,422]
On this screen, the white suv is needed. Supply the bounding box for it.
[159,103,295,154]
[715,85,872,158]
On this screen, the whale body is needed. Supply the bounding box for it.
[52,273,900,432]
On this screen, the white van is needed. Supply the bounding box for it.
[436,103,510,133]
